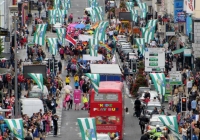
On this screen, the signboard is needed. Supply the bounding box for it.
[186,0,194,13]
[184,49,191,56]
[174,0,185,23]
[145,48,165,72]
[119,12,132,21]
[0,30,9,36]
[169,71,182,85]
[166,32,175,36]
[94,94,118,101]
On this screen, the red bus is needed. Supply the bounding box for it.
[89,81,124,140]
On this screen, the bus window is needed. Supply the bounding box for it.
[94,93,118,101]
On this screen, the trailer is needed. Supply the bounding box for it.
[90,64,122,81]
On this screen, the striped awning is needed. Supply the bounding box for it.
[172,48,185,55]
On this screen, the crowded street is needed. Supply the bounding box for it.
[0,0,199,140]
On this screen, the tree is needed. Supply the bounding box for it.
[130,61,148,96]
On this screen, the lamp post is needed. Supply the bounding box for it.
[14,13,19,118]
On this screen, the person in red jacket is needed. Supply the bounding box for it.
[18,73,24,91]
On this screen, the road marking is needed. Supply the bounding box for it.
[66,122,68,125]
[131,99,134,107]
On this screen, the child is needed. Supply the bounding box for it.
[65,75,70,85]
[74,80,79,89]
[81,94,88,110]
[63,93,70,110]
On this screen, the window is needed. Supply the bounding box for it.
[94,93,118,101]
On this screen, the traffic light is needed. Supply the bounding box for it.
[132,62,137,72]
[128,60,132,69]
[53,58,58,73]
[181,97,187,112]
[18,2,22,16]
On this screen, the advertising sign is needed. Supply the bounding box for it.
[145,48,165,72]
[186,15,192,36]
[174,0,185,23]
[186,0,194,13]
[169,71,182,85]
[184,49,192,56]
[73,89,81,104]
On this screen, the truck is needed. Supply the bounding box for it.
[90,64,122,81]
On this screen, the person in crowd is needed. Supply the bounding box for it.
[81,94,88,110]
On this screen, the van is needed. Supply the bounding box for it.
[30,85,48,99]
[20,98,44,117]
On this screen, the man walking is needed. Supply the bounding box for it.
[52,114,59,137]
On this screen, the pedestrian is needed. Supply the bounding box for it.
[187,78,193,94]
[58,60,62,74]
[68,91,73,109]
[140,132,150,140]
[81,94,88,110]
[52,114,59,137]
[191,99,197,113]
[134,97,141,117]
[182,125,188,140]
[139,115,149,134]
[64,93,71,110]
[25,132,33,140]
[193,124,199,140]
[74,80,79,89]
[65,75,70,85]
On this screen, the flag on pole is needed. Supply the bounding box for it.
[126,2,134,11]
[131,9,138,22]
[33,24,47,46]
[48,10,57,24]
[150,73,166,95]
[57,9,67,23]
[77,118,97,140]
[89,39,99,56]
[54,0,60,9]
[158,116,180,139]
[87,8,97,23]
[56,28,66,45]
[85,73,100,95]
[47,38,58,55]
[28,73,44,91]
[67,0,71,9]
[141,27,155,43]
[65,34,77,46]
[135,38,145,56]
[146,19,158,28]
[4,119,24,140]
[94,6,103,21]
[98,21,109,42]
[138,3,147,19]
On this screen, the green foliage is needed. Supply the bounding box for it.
[130,61,147,96]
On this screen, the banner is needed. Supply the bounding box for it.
[150,73,166,95]
[186,15,192,36]
[85,73,100,95]
[28,73,44,91]
[174,0,185,23]
[186,0,194,13]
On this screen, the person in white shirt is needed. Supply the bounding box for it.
[187,79,193,94]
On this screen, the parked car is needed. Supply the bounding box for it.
[144,101,162,118]
[52,23,62,32]
[28,85,48,99]
[139,91,161,103]
[146,115,169,136]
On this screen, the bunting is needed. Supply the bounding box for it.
[85,73,100,95]
[33,24,47,46]
[28,73,44,91]
[150,73,166,95]
[47,38,58,55]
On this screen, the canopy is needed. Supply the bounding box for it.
[172,48,185,55]
[75,23,85,29]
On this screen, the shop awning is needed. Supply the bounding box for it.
[172,48,185,55]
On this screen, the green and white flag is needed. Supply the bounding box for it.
[48,10,57,24]
[33,24,47,46]
[135,38,145,56]
[57,9,67,23]
[138,3,147,19]
[28,73,44,91]
[159,116,180,139]
[89,39,99,56]
[96,21,109,42]
[56,28,66,45]
[136,0,141,4]
[66,0,71,9]
[141,27,155,43]
[131,9,138,22]
[4,119,24,140]
[88,0,98,8]
[54,0,60,9]
[94,7,103,21]
[150,73,166,95]
[88,8,97,22]
[47,38,58,55]
[126,2,134,11]
[77,118,97,140]
[85,73,100,95]
[146,19,157,28]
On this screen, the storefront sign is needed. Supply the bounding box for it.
[166,32,175,36]
[169,71,182,85]
[186,0,194,13]
[184,49,192,56]
[93,104,119,111]
[174,0,185,23]
[186,15,192,36]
